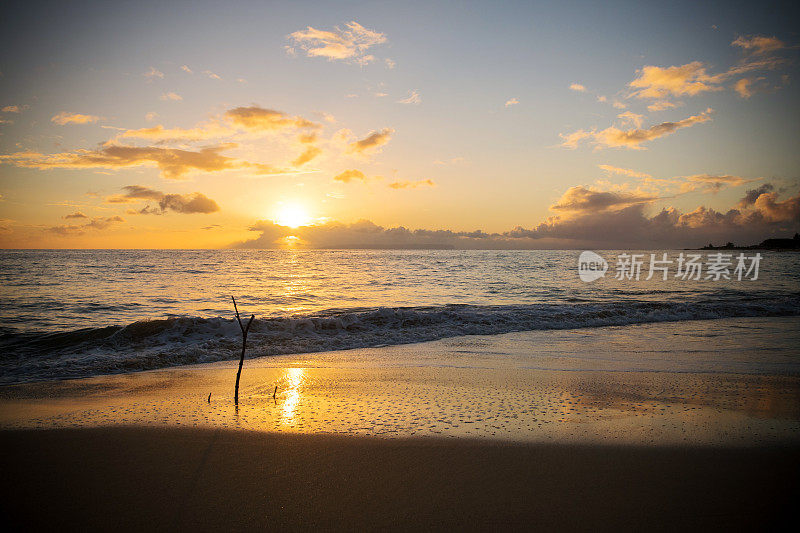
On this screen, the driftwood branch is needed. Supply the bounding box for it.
[232,296,255,406]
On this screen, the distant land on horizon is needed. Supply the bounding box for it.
[698,233,800,251]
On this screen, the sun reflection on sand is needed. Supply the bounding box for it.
[280,367,305,425]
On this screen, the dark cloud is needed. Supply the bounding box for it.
[551,186,658,213]
[158,193,219,214]
[107,185,220,214]
[47,216,125,236]
[739,183,775,207]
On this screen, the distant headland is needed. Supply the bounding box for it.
[699,233,800,251]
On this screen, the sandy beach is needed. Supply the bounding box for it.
[1,317,799,530]
[2,427,798,532]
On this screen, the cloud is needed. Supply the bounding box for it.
[292,145,322,166]
[333,169,366,183]
[628,62,724,99]
[346,128,394,155]
[385,58,396,69]
[158,193,220,214]
[47,216,125,235]
[1,143,290,179]
[160,92,183,101]
[117,122,233,142]
[63,211,88,219]
[287,21,387,65]
[647,100,680,112]
[106,185,166,203]
[560,108,713,150]
[628,36,788,102]
[143,67,164,80]
[750,190,800,223]
[732,35,785,55]
[51,112,101,125]
[202,70,221,80]
[569,83,587,92]
[388,179,435,189]
[433,157,466,165]
[397,90,421,105]
[738,183,774,207]
[551,186,658,213]
[224,106,319,131]
[734,78,755,98]
[678,174,751,194]
[505,98,519,107]
[733,77,769,98]
[616,111,644,128]
[598,164,651,179]
[180,65,193,74]
[106,185,220,214]
[145,111,158,122]
[2,105,24,113]
[116,105,319,145]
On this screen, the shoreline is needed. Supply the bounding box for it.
[2,316,799,446]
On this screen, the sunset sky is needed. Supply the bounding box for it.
[0,0,798,249]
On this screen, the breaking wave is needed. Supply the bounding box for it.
[2,295,798,384]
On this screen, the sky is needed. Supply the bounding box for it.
[0,0,798,249]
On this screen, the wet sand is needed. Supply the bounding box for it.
[1,427,798,532]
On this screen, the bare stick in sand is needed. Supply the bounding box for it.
[231,296,255,406]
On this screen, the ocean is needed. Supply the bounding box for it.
[1,249,798,384]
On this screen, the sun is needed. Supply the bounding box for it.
[275,203,312,228]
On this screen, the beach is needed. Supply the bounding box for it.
[2,317,799,530]
[2,427,797,531]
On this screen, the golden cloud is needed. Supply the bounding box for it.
[561,108,713,150]
[1,143,292,179]
[224,106,319,131]
[346,128,394,155]
[287,21,387,65]
[292,145,322,166]
[333,169,366,183]
[598,165,651,179]
[51,112,101,125]
[388,179,435,189]
[629,62,723,99]
[732,35,785,55]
